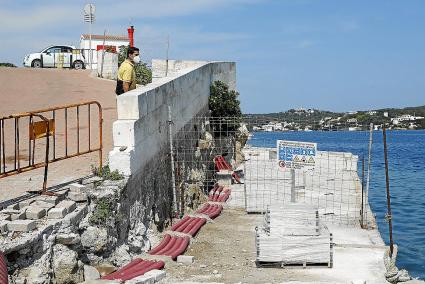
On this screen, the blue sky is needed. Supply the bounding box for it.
[1,0,424,113]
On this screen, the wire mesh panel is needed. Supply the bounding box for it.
[243,119,374,227]
[166,114,373,227]
[169,115,242,214]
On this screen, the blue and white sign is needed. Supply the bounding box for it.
[277,140,317,169]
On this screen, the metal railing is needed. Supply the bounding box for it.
[0,113,50,191]
[0,101,103,193]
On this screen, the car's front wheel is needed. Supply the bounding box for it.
[32,59,42,68]
[73,60,85,70]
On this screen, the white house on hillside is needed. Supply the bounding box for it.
[392,114,424,125]
[80,34,130,69]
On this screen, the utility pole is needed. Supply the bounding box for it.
[100,29,107,78]
[84,4,95,70]
[168,106,178,217]
[365,123,373,228]
[382,124,394,257]
[165,35,170,77]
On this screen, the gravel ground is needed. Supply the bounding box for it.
[0,67,116,201]
[162,208,317,284]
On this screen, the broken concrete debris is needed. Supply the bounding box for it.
[84,264,101,281]
[1,113,237,283]
[47,207,67,219]
[25,207,46,220]
[56,233,81,245]
[52,244,84,283]
[7,219,36,232]
[81,226,109,253]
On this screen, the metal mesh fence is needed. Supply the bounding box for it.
[166,114,375,227]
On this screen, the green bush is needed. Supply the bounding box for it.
[0,63,17,67]
[209,81,242,135]
[118,45,152,85]
[89,199,112,225]
[91,164,124,181]
[209,81,242,118]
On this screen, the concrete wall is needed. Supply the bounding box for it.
[109,59,236,176]
[80,38,129,69]
[97,52,118,80]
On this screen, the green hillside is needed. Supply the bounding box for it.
[244,105,425,130]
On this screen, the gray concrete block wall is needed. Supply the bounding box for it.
[106,60,237,258]
[97,52,118,80]
[151,59,206,79]
[109,60,236,176]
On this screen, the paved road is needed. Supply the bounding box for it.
[0,67,117,201]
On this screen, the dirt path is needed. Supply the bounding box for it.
[0,67,116,201]
[162,208,310,284]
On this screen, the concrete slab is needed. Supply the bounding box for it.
[6,203,19,210]
[62,204,88,227]
[48,207,67,219]
[11,211,26,221]
[126,274,155,284]
[0,214,11,221]
[56,233,80,245]
[68,191,88,202]
[53,188,69,200]
[69,183,88,193]
[56,200,77,213]
[1,208,21,215]
[36,195,59,205]
[177,255,195,264]
[25,207,46,220]
[19,199,35,209]
[33,200,55,210]
[7,219,36,232]
[81,176,103,185]
[145,269,166,282]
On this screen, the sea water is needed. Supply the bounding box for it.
[248,130,425,279]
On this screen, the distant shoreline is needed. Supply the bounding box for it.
[250,128,425,133]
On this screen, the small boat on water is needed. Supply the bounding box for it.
[348,126,362,131]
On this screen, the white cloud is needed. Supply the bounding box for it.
[0,0,264,34]
[0,0,262,64]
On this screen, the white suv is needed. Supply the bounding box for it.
[23,45,86,69]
